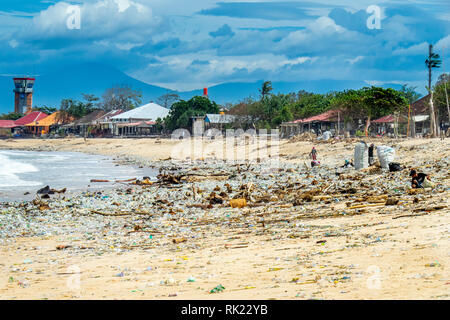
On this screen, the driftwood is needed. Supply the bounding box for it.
[347,203,385,210]
[89,209,153,216]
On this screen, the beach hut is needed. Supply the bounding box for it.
[409,95,432,136]
[14,111,48,126]
[372,114,408,136]
[0,120,19,137]
[280,109,345,138]
[25,112,73,136]
[13,111,48,136]
[63,110,108,136]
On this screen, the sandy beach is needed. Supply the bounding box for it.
[0,136,449,300]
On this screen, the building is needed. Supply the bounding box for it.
[0,120,18,137]
[14,111,48,126]
[409,94,431,136]
[111,102,169,123]
[372,114,408,136]
[110,102,169,136]
[280,109,346,138]
[25,112,73,135]
[13,78,35,114]
[204,114,236,130]
[64,110,108,136]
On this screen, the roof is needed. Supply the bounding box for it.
[26,112,73,127]
[372,114,408,123]
[111,103,169,121]
[73,110,107,125]
[117,121,156,128]
[288,109,341,124]
[14,111,48,126]
[94,110,124,123]
[0,120,18,129]
[205,114,236,124]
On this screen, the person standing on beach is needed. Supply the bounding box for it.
[309,147,320,167]
[309,147,317,161]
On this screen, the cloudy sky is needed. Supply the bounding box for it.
[0,0,449,92]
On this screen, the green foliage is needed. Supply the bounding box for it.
[155,117,165,132]
[400,84,422,104]
[59,99,93,119]
[33,106,57,114]
[0,112,23,120]
[433,76,450,120]
[355,130,365,137]
[425,44,441,92]
[291,92,333,119]
[331,87,407,119]
[259,81,273,100]
[164,96,220,130]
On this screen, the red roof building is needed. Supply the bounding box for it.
[287,109,341,124]
[372,114,407,123]
[0,120,18,128]
[14,111,48,126]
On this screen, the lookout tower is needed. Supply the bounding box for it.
[13,77,35,114]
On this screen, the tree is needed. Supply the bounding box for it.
[259,81,273,100]
[165,96,220,131]
[81,93,100,109]
[433,76,450,125]
[425,44,442,136]
[400,84,422,137]
[0,112,23,120]
[60,96,98,119]
[331,87,407,136]
[99,86,142,111]
[291,92,332,120]
[33,105,57,114]
[157,92,180,109]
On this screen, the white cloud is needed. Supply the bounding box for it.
[22,0,161,42]
[392,42,428,56]
[8,39,19,48]
[346,56,364,64]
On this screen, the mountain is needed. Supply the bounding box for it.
[0,63,406,114]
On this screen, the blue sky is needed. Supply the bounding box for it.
[0,0,449,92]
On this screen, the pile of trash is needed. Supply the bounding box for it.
[289,132,317,142]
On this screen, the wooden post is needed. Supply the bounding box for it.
[407,104,411,137]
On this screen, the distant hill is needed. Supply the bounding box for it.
[0,63,405,114]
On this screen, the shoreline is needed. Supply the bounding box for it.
[0,137,449,299]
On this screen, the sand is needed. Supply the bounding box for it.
[0,136,449,300]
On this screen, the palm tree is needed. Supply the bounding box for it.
[425,44,441,137]
[259,81,273,100]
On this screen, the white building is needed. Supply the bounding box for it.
[110,102,169,136]
[111,102,169,123]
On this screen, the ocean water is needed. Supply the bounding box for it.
[0,150,158,202]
